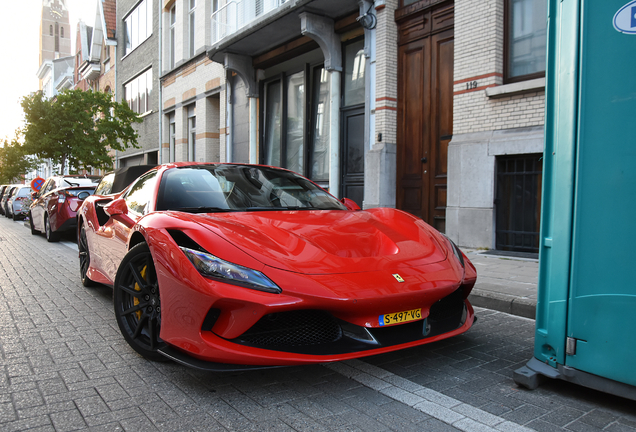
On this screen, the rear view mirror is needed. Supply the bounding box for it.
[341,197,361,211]
[103,198,128,217]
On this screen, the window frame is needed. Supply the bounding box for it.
[123,170,159,216]
[259,67,308,174]
[187,104,197,161]
[124,68,153,115]
[189,0,196,58]
[259,63,336,182]
[124,0,153,57]
[504,0,547,84]
[169,4,176,68]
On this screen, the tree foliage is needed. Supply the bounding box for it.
[0,135,39,184]
[21,89,142,173]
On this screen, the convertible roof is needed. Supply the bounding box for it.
[110,165,156,194]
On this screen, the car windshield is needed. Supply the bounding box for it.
[17,187,32,197]
[94,174,115,196]
[63,177,99,187]
[156,165,346,212]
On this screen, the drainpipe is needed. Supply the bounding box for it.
[158,0,163,164]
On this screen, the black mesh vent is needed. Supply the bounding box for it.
[234,310,342,348]
[428,288,465,321]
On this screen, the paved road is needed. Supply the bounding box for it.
[0,217,634,432]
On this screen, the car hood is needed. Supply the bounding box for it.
[186,208,447,274]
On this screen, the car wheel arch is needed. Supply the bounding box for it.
[128,231,147,252]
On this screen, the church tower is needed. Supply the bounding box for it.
[39,0,72,87]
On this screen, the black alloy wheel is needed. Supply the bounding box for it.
[113,243,167,361]
[29,212,38,235]
[78,224,96,287]
[45,214,60,242]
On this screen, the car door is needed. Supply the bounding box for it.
[94,170,159,282]
[31,179,55,231]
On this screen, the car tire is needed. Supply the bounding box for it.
[113,242,168,361]
[12,213,18,221]
[29,213,39,235]
[45,214,60,242]
[78,224,96,287]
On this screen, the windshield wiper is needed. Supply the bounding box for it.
[245,206,311,211]
[169,207,235,213]
[64,179,80,187]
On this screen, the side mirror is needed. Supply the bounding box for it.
[103,198,128,217]
[341,197,361,211]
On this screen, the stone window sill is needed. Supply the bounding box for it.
[486,77,545,99]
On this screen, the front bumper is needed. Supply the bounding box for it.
[151,231,476,367]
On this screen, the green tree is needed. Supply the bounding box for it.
[0,135,38,184]
[21,89,142,173]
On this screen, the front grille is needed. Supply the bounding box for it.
[428,287,465,321]
[234,310,342,348]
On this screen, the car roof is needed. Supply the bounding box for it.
[105,165,157,194]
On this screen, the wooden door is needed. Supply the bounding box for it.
[397,6,454,232]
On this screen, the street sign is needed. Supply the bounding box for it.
[31,177,45,191]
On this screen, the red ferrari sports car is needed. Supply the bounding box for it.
[78,163,476,370]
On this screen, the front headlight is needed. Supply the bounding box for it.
[180,247,281,294]
[441,233,465,268]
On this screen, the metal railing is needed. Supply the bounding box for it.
[211,0,289,45]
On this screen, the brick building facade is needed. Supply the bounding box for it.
[448,0,546,251]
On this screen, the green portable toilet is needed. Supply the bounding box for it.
[513,0,636,400]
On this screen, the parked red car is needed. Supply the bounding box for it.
[78,163,477,370]
[30,175,100,242]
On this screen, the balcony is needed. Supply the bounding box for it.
[211,0,289,45]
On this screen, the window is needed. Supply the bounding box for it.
[210,0,220,43]
[310,67,331,181]
[55,22,59,51]
[169,5,176,68]
[505,0,547,82]
[94,173,115,195]
[343,40,366,106]
[61,26,64,38]
[169,113,176,161]
[261,67,331,181]
[285,71,304,173]
[189,0,196,58]
[124,68,153,114]
[187,105,196,161]
[50,25,53,36]
[124,170,158,215]
[124,0,153,56]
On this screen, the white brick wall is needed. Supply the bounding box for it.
[162,57,226,163]
[373,0,399,147]
[454,0,545,135]
[448,0,546,249]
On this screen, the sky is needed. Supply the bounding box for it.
[0,0,98,142]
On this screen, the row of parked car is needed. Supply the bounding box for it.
[0,184,34,220]
[0,166,155,242]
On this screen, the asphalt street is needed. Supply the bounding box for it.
[0,216,634,432]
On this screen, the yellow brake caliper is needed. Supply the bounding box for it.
[134,266,147,320]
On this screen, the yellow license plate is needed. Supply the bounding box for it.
[379,308,422,326]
